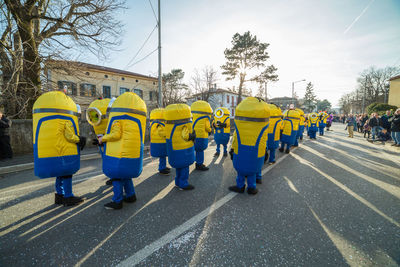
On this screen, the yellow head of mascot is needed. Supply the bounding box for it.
[149,108,167,157]
[232,97,270,175]
[295,108,305,126]
[164,103,195,169]
[309,112,319,126]
[86,98,111,136]
[214,107,231,145]
[266,104,282,149]
[33,91,80,178]
[102,92,147,179]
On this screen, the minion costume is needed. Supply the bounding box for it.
[213,107,231,157]
[99,92,147,209]
[266,104,282,164]
[318,111,328,136]
[165,104,196,190]
[279,108,300,153]
[86,98,112,185]
[229,97,269,195]
[191,101,212,171]
[294,108,305,146]
[308,112,319,139]
[150,108,170,175]
[33,91,86,206]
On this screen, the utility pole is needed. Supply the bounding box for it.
[264,82,268,102]
[157,0,162,107]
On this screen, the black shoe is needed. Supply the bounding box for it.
[228,185,245,193]
[279,147,284,152]
[106,180,113,186]
[55,193,64,205]
[300,136,303,140]
[214,152,220,157]
[63,196,83,206]
[285,149,290,154]
[256,179,262,184]
[292,144,298,147]
[104,201,123,210]
[159,169,170,175]
[123,194,137,203]
[165,167,171,171]
[247,188,258,195]
[179,184,195,190]
[195,164,209,171]
[223,151,228,157]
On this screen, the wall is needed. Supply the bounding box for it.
[388,79,400,107]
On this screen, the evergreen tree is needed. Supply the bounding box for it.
[303,82,317,113]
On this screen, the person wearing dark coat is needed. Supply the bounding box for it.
[0,111,13,159]
[389,109,400,147]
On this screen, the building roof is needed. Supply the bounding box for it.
[187,88,251,98]
[389,75,400,81]
[46,60,158,81]
[269,96,293,101]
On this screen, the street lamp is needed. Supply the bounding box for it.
[292,79,306,105]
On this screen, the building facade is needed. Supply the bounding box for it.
[268,96,300,110]
[388,75,400,107]
[186,88,248,116]
[45,60,159,116]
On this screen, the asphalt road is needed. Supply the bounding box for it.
[0,123,399,266]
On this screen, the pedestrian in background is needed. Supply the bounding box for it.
[389,108,400,147]
[363,119,371,139]
[0,111,13,160]
[346,114,356,138]
[369,113,382,141]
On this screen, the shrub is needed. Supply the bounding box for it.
[366,102,398,115]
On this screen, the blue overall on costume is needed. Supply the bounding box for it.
[103,115,143,203]
[319,122,326,135]
[150,120,168,171]
[193,116,210,165]
[267,119,281,163]
[166,123,195,188]
[233,124,269,189]
[280,119,297,150]
[309,123,318,139]
[294,125,305,146]
[214,117,230,154]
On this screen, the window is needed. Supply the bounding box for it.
[121,77,125,81]
[103,86,111,98]
[232,96,234,105]
[134,88,143,98]
[150,91,158,101]
[232,108,235,116]
[85,72,90,76]
[136,79,139,83]
[120,87,129,95]
[227,95,229,103]
[104,74,108,78]
[80,83,96,97]
[57,81,77,95]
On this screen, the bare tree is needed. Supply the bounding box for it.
[162,69,188,107]
[1,0,125,118]
[254,65,278,101]
[189,66,218,101]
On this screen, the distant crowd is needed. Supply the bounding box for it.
[339,109,400,146]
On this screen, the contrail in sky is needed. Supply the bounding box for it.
[344,0,375,34]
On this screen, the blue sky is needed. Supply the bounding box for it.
[84,0,400,107]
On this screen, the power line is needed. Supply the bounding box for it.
[124,24,157,69]
[148,0,158,23]
[127,48,158,68]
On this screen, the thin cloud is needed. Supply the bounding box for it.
[344,0,375,34]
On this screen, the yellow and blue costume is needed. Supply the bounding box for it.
[150,108,169,174]
[266,104,282,163]
[165,104,196,190]
[86,98,111,138]
[101,92,147,207]
[213,107,230,157]
[294,108,305,146]
[33,91,85,205]
[280,109,300,153]
[308,112,319,139]
[318,111,328,136]
[191,101,212,170]
[229,97,270,194]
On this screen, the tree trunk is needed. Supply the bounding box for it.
[238,74,245,104]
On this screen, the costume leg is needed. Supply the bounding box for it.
[236,173,246,189]
[196,150,204,165]
[123,179,135,198]
[269,149,276,162]
[179,166,189,188]
[256,171,262,181]
[112,180,123,203]
[55,177,64,195]
[294,137,299,146]
[216,144,221,153]
[223,144,228,153]
[174,168,181,187]
[62,176,73,198]
[159,157,167,171]
[247,174,257,189]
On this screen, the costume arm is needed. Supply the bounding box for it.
[102,121,122,142]
[64,121,80,143]
[157,125,166,138]
[181,125,190,141]
[205,119,212,133]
